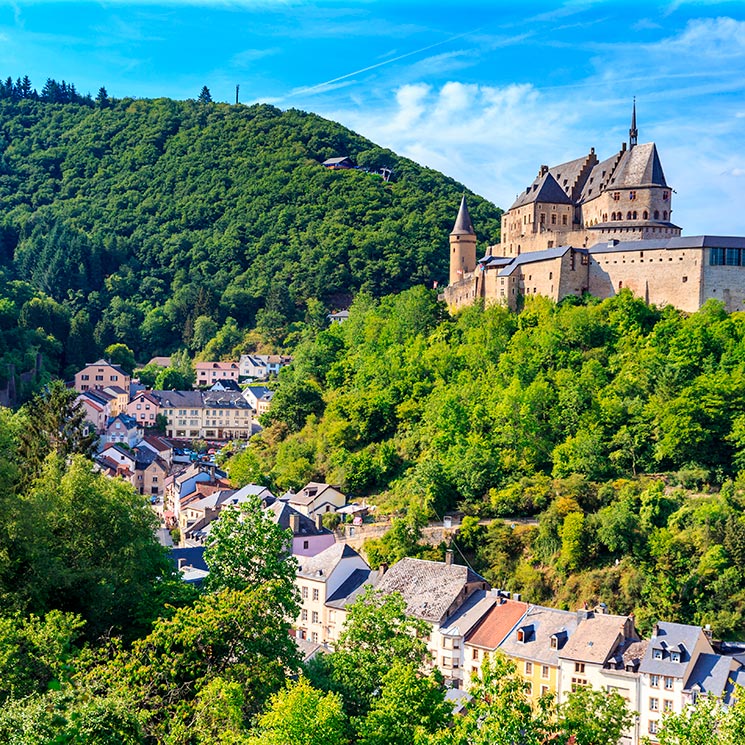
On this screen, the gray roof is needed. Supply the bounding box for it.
[579,152,623,201]
[375,557,487,624]
[684,653,735,697]
[325,567,376,609]
[497,245,577,277]
[170,546,208,572]
[608,142,667,188]
[499,605,579,665]
[641,621,710,677]
[296,543,362,581]
[151,390,204,408]
[510,172,573,209]
[589,235,745,254]
[451,195,476,236]
[440,590,496,638]
[265,500,331,536]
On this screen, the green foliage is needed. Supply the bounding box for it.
[557,685,633,745]
[319,588,429,718]
[104,343,135,374]
[249,677,349,745]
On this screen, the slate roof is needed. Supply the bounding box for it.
[441,590,498,639]
[499,605,579,665]
[209,379,242,392]
[84,359,129,376]
[296,543,362,581]
[559,611,636,665]
[609,142,667,188]
[325,567,377,609]
[451,195,476,236]
[152,390,204,408]
[684,653,735,697]
[510,172,573,209]
[579,152,624,201]
[170,546,208,573]
[265,500,331,536]
[641,621,711,677]
[588,235,745,254]
[375,557,487,624]
[460,596,527,649]
[497,245,578,277]
[288,482,343,506]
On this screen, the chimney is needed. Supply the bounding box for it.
[539,164,549,177]
[445,549,454,566]
[378,562,388,580]
[178,558,186,569]
[289,514,300,534]
[315,514,324,531]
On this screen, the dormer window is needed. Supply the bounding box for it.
[550,636,558,650]
[517,628,526,642]
[653,649,663,660]
[670,652,680,663]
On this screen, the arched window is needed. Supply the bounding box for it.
[663,210,668,220]
[643,211,648,220]
[626,211,632,220]
[633,211,637,220]
[654,210,660,219]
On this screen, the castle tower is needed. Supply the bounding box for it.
[629,98,638,149]
[449,195,477,285]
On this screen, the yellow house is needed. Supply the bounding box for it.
[496,605,580,704]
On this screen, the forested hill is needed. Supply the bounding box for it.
[0,92,501,380]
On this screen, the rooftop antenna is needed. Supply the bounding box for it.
[235,84,240,105]
[629,97,638,149]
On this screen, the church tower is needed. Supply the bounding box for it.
[449,195,477,285]
[629,97,638,149]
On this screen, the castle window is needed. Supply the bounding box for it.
[654,210,660,219]
[632,211,637,219]
[663,211,668,220]
[709,248,725,266]
[629,191,637,200]
[549,272,553,280]
[619,281,623,288]
[540,213,545,224]
[643,211,648,219]
[663,191,669,200]
[551,214,557,225]
[627,212,632,220]
[562,215,568,225]
[613,192,620,201]
[726,248,740,266]
[682,276,688,283]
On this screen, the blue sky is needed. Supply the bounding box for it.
[1,0,744,234]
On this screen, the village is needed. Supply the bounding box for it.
[69,351,745,745]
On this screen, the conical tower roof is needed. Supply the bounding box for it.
[451,195,475,236]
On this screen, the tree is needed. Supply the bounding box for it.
[320,588,429,717]
[558,686,633,745]
[15,381,96,485]
[191,315,218,351]
[3,456,173,639]
[96,86,109,108]
[104,587,300,740]
[444,653,555,745]
[203,497,298,618]
[356,662,451,745]
[198,85,213,103]
[264,378,324,432]
[104,343,136,374]
[249,677,349,745]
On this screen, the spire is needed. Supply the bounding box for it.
[451,194,475,236]
[629,97,638,149]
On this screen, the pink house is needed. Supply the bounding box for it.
[195,361,239,387]
[265,500,336,557]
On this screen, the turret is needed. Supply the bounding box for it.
[449,195,477,285]
[629,97,638,149]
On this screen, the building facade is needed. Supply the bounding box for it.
[443,107,745,314]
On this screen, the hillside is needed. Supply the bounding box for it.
[0,94,501,383]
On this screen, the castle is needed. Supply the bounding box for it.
[443,104,745,313]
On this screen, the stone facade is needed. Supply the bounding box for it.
[443,108,745,314]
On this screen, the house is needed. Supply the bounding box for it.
[638,621,744,742]
[76,390,112,434]
[102,386,129,416]
[209,379,242,392]
[95,443,136,479]
[283,482,346,517]
[138,435,173,468]
[439,590,525,688]
[243,385,274,416]
[132,448,168,498]
[170,546,209,584]
[328,310,350,324]
[295,543,370,645]
[324,566,380,645]
[557,606,640,712]
[105,413,142,448]
[195,361,240,387]
[239,354,292,380]
[74,359,131,394]
[147,356,172,368]
[495,604,579,702]
[322,156,354,170]
[127,391,161,428]
[375,553,489,678]
[265,501,336,557]
[149,389,254,441]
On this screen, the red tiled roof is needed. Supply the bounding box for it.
[467,599,529,650]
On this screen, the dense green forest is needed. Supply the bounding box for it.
[226,288,745,637]
[0,81,500,391]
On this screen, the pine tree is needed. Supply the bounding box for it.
[197,86,212,104]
